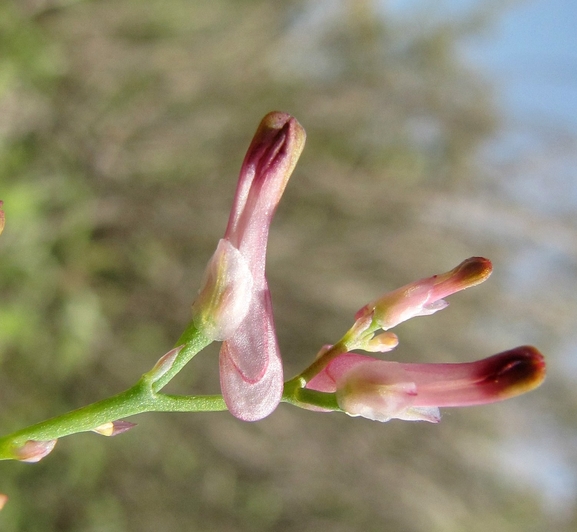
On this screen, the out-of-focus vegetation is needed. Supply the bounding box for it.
[1,1,575,531]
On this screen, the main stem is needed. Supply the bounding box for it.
[0,325,222,461]
[0,377,229,460]
[0,320,348,461]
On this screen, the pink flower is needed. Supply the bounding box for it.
[307,347,546,422]
[354,257,493,332]
[193,112,305,421]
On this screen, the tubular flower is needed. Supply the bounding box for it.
[354,257,493,331]
[307,347,546,422]
[193,112,306,421]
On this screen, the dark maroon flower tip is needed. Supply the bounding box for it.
[477,345,546,399]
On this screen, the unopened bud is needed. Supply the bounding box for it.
[146,345,183,383]
[355,257,492,330]
[14,439,57,463]
[92,420,136,437]
[364,332,399,353]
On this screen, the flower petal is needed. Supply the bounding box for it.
[192,239,254,341]
[400,345,546,407]
[219,285,283,421]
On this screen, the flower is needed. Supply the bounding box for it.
[354,257,493,332]
[193,112,305,421]
[306,347,546,422]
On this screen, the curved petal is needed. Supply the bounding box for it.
[219,285,283,421]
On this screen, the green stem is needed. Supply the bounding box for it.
[0,324,218,461]
[0,373,340,461]
[0,377,228,461]
[296,341,349,384]
[151,323,212,392]
[0,319,351,461]
[282,380,340,412]
[295,315,379,384]
[281,318,381,412]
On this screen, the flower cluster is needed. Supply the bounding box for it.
[0,112,546,473]
[190,112,546,423]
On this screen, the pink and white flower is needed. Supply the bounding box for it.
[354,257,493,332]
[307,347,546,422]
[192,112,306,421]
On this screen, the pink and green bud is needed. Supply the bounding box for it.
[355,257,493,331]
[362,332,399,353]
[0,200,4,235]
[91,420,136,437]
[307,346,546,422]
[146,345,184,383]
[13,439,57,462]
[0,493,7,511]
[216,112,306,421]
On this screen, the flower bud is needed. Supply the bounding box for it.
[146,345,184,383]
[13,439,57,463]
[92,420,136,437]
[355,257,492,330]
[364,332,399,353]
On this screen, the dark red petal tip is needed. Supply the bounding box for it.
[480,345,546,398]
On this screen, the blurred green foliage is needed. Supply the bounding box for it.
[0,1,574,531]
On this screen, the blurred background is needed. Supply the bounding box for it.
[1,0,576,530]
